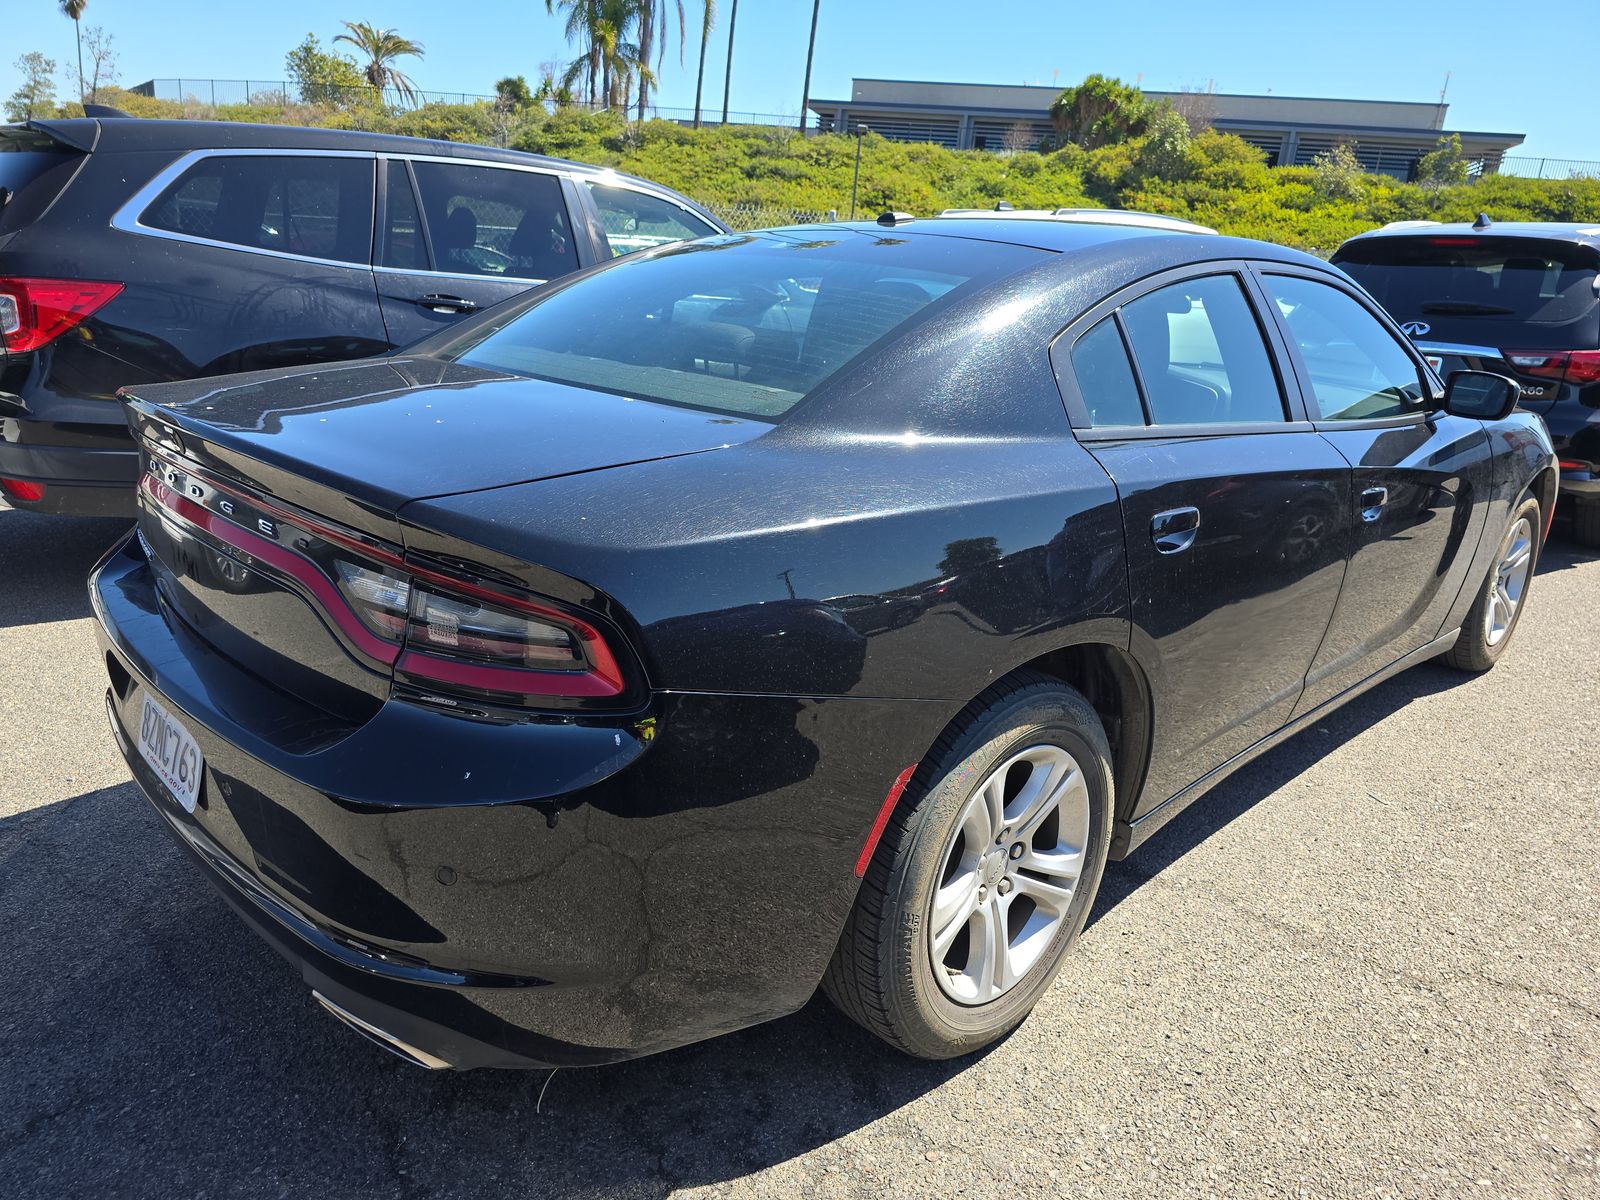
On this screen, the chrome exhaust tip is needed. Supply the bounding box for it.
[313,991,452,1070]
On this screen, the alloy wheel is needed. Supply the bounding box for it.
[1486,516,1534,647]
[928,743,1091,1005]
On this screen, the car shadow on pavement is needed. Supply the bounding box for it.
[0,782,980,1198]
[0,503,131,629]
[1090,660,1471,922]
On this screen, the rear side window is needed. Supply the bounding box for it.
[1262,275,1427,420]
[411,161,577,281]
[586,183,720,257]
[141,154,374,264]
[1070,316,1144,427]
[1120,276,1285,425]
[1335,236,1600,346]
[435,232,1040,420]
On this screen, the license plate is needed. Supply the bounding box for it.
[136,692,204,813]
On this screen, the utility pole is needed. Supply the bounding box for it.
[798,0,821,136]
[849,123,867,219]
[720,0,739,126]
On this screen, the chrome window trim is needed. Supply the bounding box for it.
[109,147,380,271]
[370,263,551,287]
[110,146,584,279]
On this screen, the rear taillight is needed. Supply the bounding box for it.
[1505,349,1600,387]
[0,478,46,502]
[0,277,124,354]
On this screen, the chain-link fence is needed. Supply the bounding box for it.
[702,202,835,231]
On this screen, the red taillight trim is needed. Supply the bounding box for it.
[1504,349,1600,387]
[0,478,47,502]
[0,277,124,353]
[396,649,622,698]
[140,474,402,665]
[138,460,628,700]
[854,764,919,878]
[143,445,624,685]
[1559,459,1589,471]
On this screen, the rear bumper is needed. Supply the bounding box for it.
[0,417,138,515]
[1558,466,1600,500]
[90,532,932,1068]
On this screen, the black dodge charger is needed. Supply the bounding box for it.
[91,216,1555,1069]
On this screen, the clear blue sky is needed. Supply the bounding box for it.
[1,0,1588,160]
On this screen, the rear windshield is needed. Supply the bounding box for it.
[1335,236,1600,345]
[435,230,1044,420]
[0,134,80,236]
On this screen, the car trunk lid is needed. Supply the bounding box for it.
[121,356,763,718]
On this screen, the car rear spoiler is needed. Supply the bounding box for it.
[12,119,101,154]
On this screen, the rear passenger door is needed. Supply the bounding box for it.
[374,157,584,348]
[1054,265,1353,815]
[1255,268,1494,715]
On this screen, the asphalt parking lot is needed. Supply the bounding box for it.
[1,500,1596,1200]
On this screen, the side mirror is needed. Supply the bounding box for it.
[1443,370,1521,421]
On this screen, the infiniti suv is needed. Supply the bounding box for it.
[1333,220,1599,545]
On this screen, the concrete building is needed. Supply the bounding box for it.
[807,79,1525,178]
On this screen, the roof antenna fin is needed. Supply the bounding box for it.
[1472,212,1492,230]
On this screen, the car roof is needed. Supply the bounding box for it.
[793,216,1323,269]
[935,207,1217,234]
[1338,219,1600,254]
[20,116,684,197]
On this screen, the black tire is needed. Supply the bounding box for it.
[1443,495,1542,672]
[1574,501,1600,550]
[822,672,1114,1059]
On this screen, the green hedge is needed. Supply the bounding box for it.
[72,91,1600,254]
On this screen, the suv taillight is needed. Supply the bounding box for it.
[0,277,124,354]
[1505,349,1600,387]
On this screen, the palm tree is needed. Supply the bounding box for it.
[634,0,684,124]
[548,0,649,112]
[59,0,86,106]
[692,0,714,128]
[333,21,425,106]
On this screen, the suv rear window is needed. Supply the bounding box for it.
[0,133,81,236]
[1335,236,1600,348]
[141,154,374,265]
[434,231,1044,420]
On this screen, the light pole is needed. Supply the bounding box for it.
[849,123,868,220]
[720,0,739,126]
[798,0,821,136]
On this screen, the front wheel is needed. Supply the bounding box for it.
[822,674,1113,1059]
[1442,496,1541,672]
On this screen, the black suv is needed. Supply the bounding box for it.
[1332,220,1600,545]
[0,118,727,517]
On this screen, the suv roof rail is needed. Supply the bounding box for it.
[1378,220,1442,231]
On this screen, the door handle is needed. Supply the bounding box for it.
[1150,506,1201,555]
[414,293,479,314]
[1358,486,1389,523]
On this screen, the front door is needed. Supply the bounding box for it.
[1254,270,1495,715]
[374,158,583,349]
[1059,270,1352,814]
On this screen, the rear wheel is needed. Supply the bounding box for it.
[1574,501,1600,550]
[823,674,1113,1059]
[1443,496,1541,672]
